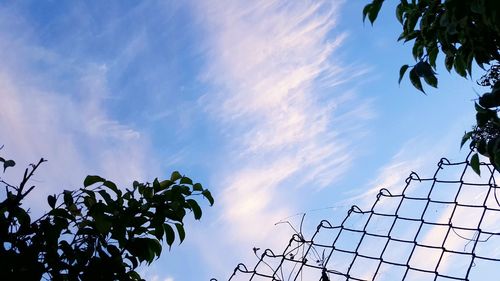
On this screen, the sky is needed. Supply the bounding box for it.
[0,0,487,280]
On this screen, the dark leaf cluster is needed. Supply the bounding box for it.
[364,0,500,93]
[462,79,500,174]
[478,64,500,88]
[364,1,500,174]
[0,155,213,281]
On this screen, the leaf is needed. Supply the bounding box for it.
[128,238,152,263]
[444,54,454,72]
[47,195,57,209]
[423,73,438,88]
[395,3,404,23]
[94,213,112,234]
[13,206,31,230]
[127,270,141,281]
[202,189,215,206]
[470,153,481,176]
[107,244,120,257]
[163,223,175,247]
[136,238,162,264]
[476,111,490,127]
[178,185,191,195]
[412,38,424,59]
[133,180,140,188]
[479,92,500,109]
[193,183,203,191]
[409,68,425,94]
[68,203,81,217]
[175,223,185,244]
[154,223,164,240]
[170,171,182,181]
[126,255,139,271]
[454,54,467,77]
[460,132,473,148]
[143,187,153,199]
[428,46,438,68]
[403,30,419,42]
[475,102,486,112]
[180,176,193,185]
[63,190,74,207]
[59,240,74,259]
[132,216,148,228]
[466,51,474,77]
[153,178,161,192]
[368,1,383,24]
[76,227,96,239]
[149,238,162,259]
[98,190,114,206]
[399,64,410,84]
[187,199,202,220]
[83,195,96,209]
[362,4,372,22]
[3,159,15,172]
[172,206,186,221]
[159,179,172,190]
[477,139,487,155]
[406,12,419,32]
[494,150,500,172]
[84,175,105,187]
[419,62,436,77]
[103,180,120,195]
[470,1,485,14]
[50,208,74,221]
[397,31,407,41]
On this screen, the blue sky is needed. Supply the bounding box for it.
[0,1,484,280]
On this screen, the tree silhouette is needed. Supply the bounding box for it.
[363,0,500,172]
[0,148,214,280]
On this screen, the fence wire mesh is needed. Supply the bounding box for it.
[219,151,500,280]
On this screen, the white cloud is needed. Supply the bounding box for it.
[193,0,374,277]
[339,133,493,279]
[143,274,174,281]
[0,4,156,213]
[346,128,471,210]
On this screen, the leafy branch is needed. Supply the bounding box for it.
[0,152,214,280]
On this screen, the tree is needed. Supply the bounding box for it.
[363,0,500,174]
[0,149,214,280]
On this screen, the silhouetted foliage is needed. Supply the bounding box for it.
[363,0,500,173]
[0,149,214,280]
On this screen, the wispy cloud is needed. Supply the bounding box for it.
[0,3,157,213]
[347,123,473,210]
[193,0,374,276]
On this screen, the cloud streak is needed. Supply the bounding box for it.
[193,0,374,276]
[0,3,157,214]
